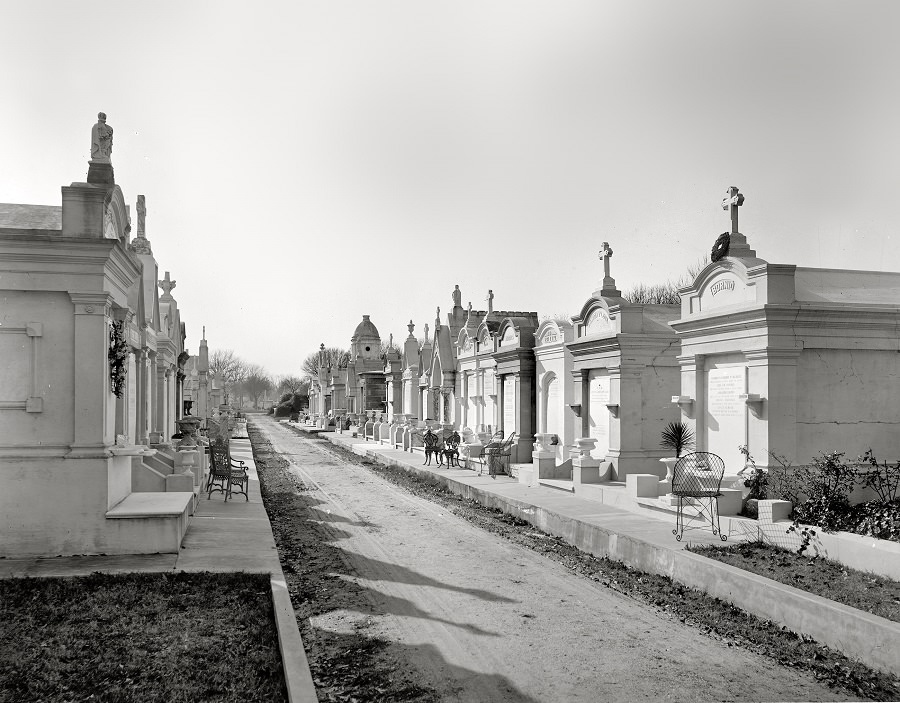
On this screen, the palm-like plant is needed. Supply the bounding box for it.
[660,421,695,458]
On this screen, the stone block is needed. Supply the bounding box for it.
[626,474,660,499]
[517,465,536,487]
[758,499,792,523]
[165,472,193,493]
[716,488,743,516]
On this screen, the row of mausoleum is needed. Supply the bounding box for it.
[0,114,218,558]
[307,187,900,504]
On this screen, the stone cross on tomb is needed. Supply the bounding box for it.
[158,271,176,298]
[599,242,613,279]
[486,290,494,314]
[597,241,621,297]
[424,323,430,340]
[722,186,745,234]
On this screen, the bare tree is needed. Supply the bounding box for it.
[624,256,709,305]
[209,349,248,405]
[243,366,273,409]
[301,347,350,380]
[277,375,306,394]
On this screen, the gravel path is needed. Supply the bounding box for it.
[255,416,854,703]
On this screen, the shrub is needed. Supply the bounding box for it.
[660,421,695,458]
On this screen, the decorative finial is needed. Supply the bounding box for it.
[158,271,176,299]
[202,325,206,340]
[407,320,415,338]
[722,186,745,234]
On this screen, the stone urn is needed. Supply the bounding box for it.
[660,457,679,483]
[175,416,202,450]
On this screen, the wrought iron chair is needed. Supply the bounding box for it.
[671,451,727,541]
[439,431,462,467]
[485,432,517,477]
[207,439,249,501]
[422,428,441,466]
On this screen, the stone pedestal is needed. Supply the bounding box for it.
[626,474,661,499]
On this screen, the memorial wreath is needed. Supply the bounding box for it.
[711,232,730,262]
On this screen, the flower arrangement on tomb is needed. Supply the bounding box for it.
[710,232,730,262]
[108,320,129,397]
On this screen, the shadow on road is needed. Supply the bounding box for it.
[252,420,539,703]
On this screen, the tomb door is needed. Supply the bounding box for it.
[588,372,610,459]
[502,375,517,435]
[705,364,747,473]
[483,371,495,432]
[544,375,561,436]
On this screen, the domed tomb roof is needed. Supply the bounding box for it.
[351,314,381,342]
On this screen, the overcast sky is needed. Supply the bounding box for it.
[2,1,898,376]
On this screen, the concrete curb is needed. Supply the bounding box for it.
[315,429,900,677]
[270,573,319,703]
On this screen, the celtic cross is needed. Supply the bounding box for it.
[722,186,744,234]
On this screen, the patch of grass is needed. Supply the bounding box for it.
[0,571,286,703]
[689,541,900,623]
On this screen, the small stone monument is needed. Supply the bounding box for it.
[87,112,115,185]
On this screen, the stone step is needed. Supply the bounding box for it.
[538,478,575,493]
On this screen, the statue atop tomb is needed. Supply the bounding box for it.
[486,289,494,314]
[452,285,462,308]
[91,112,113,162]
[435,307,441,330]
[130,195,152,255]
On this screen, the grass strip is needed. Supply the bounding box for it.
[689,541,900,623]
[0,571,287,703]
[304,433,900,702]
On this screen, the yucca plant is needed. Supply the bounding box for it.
[660,421,695,458]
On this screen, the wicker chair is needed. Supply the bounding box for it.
[422,428,441,466]
[485,432,517,477]
[671,451,727,541]
[207,439,249,501]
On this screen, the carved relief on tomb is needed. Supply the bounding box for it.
[0,322,44,412]
[583,308,614,337]
[697,272,756,312]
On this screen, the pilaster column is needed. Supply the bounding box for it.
[155,365,167,441]
[134,349,147,445]
[68,292,114,456]
[148,351,158,442]
[165,368,175,440]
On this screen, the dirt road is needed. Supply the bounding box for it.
[255,416,851,702]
